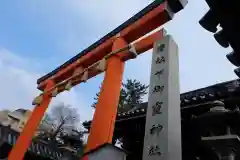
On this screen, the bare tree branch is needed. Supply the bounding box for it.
[39,103,81,141]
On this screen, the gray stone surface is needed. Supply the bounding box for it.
[88,144,126,160]
[142,35,181,160]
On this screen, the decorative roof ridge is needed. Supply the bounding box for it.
[117,79,240,117]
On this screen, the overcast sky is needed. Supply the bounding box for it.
[0,0,237,122]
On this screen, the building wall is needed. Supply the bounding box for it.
[0,108,53,137]
[0,110,10,123]
[17,110,32,130]
[0,109,32,132]
[88,145,126,160]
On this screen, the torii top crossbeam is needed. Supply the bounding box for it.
[7,1,187,160]
[36,0,186,91]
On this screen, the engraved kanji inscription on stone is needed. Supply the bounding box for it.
[152,85,164,93]
[157,44,165,52]
[150,124,163,135]
[152,101,163,116]
[155,56,165,64]
[148,145,163,156]
[155,69,164,79]
[143,36,181,160]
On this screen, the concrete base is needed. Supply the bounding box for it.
[85,144,127,160]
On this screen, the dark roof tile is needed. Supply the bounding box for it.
[0,124,62,159]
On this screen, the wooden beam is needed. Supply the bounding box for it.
[85,37,126,153]
[37,2,172,90]
[37,29,164,94]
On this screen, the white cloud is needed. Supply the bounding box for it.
[66,0,151,25]
[61,0,152,55]
[0,48,93,121]
[122,0,238,93]
[48,0,238,98]
[51,90,94,121]
[0,0,238,123]
[13,0,151,55]
[0,48,40,110]
[64,0,237,92]
[0,0,153,122]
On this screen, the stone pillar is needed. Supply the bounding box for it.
[142,35,181,160]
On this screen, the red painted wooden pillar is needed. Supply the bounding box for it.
[84,36,127,155]
[8,80,55,160]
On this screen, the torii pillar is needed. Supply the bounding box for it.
[8,80,55,160]
[83,36,127,160]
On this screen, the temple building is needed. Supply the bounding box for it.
[0,123,63,160]
[0,108,52,135]
[0,109,80,160]
[2,78,240,159]
[0,109,32,132]
[84,78,240,160]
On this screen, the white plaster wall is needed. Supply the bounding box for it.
[88,145,126,160]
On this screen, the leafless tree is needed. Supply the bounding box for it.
[38,103,80,141]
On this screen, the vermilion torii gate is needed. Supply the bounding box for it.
[8,0,187,160]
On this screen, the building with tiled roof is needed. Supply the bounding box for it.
[0,123,62,160]
[0,109,81,160]
[83,79,240,160]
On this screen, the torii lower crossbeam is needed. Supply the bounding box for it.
[8,0,187,159]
